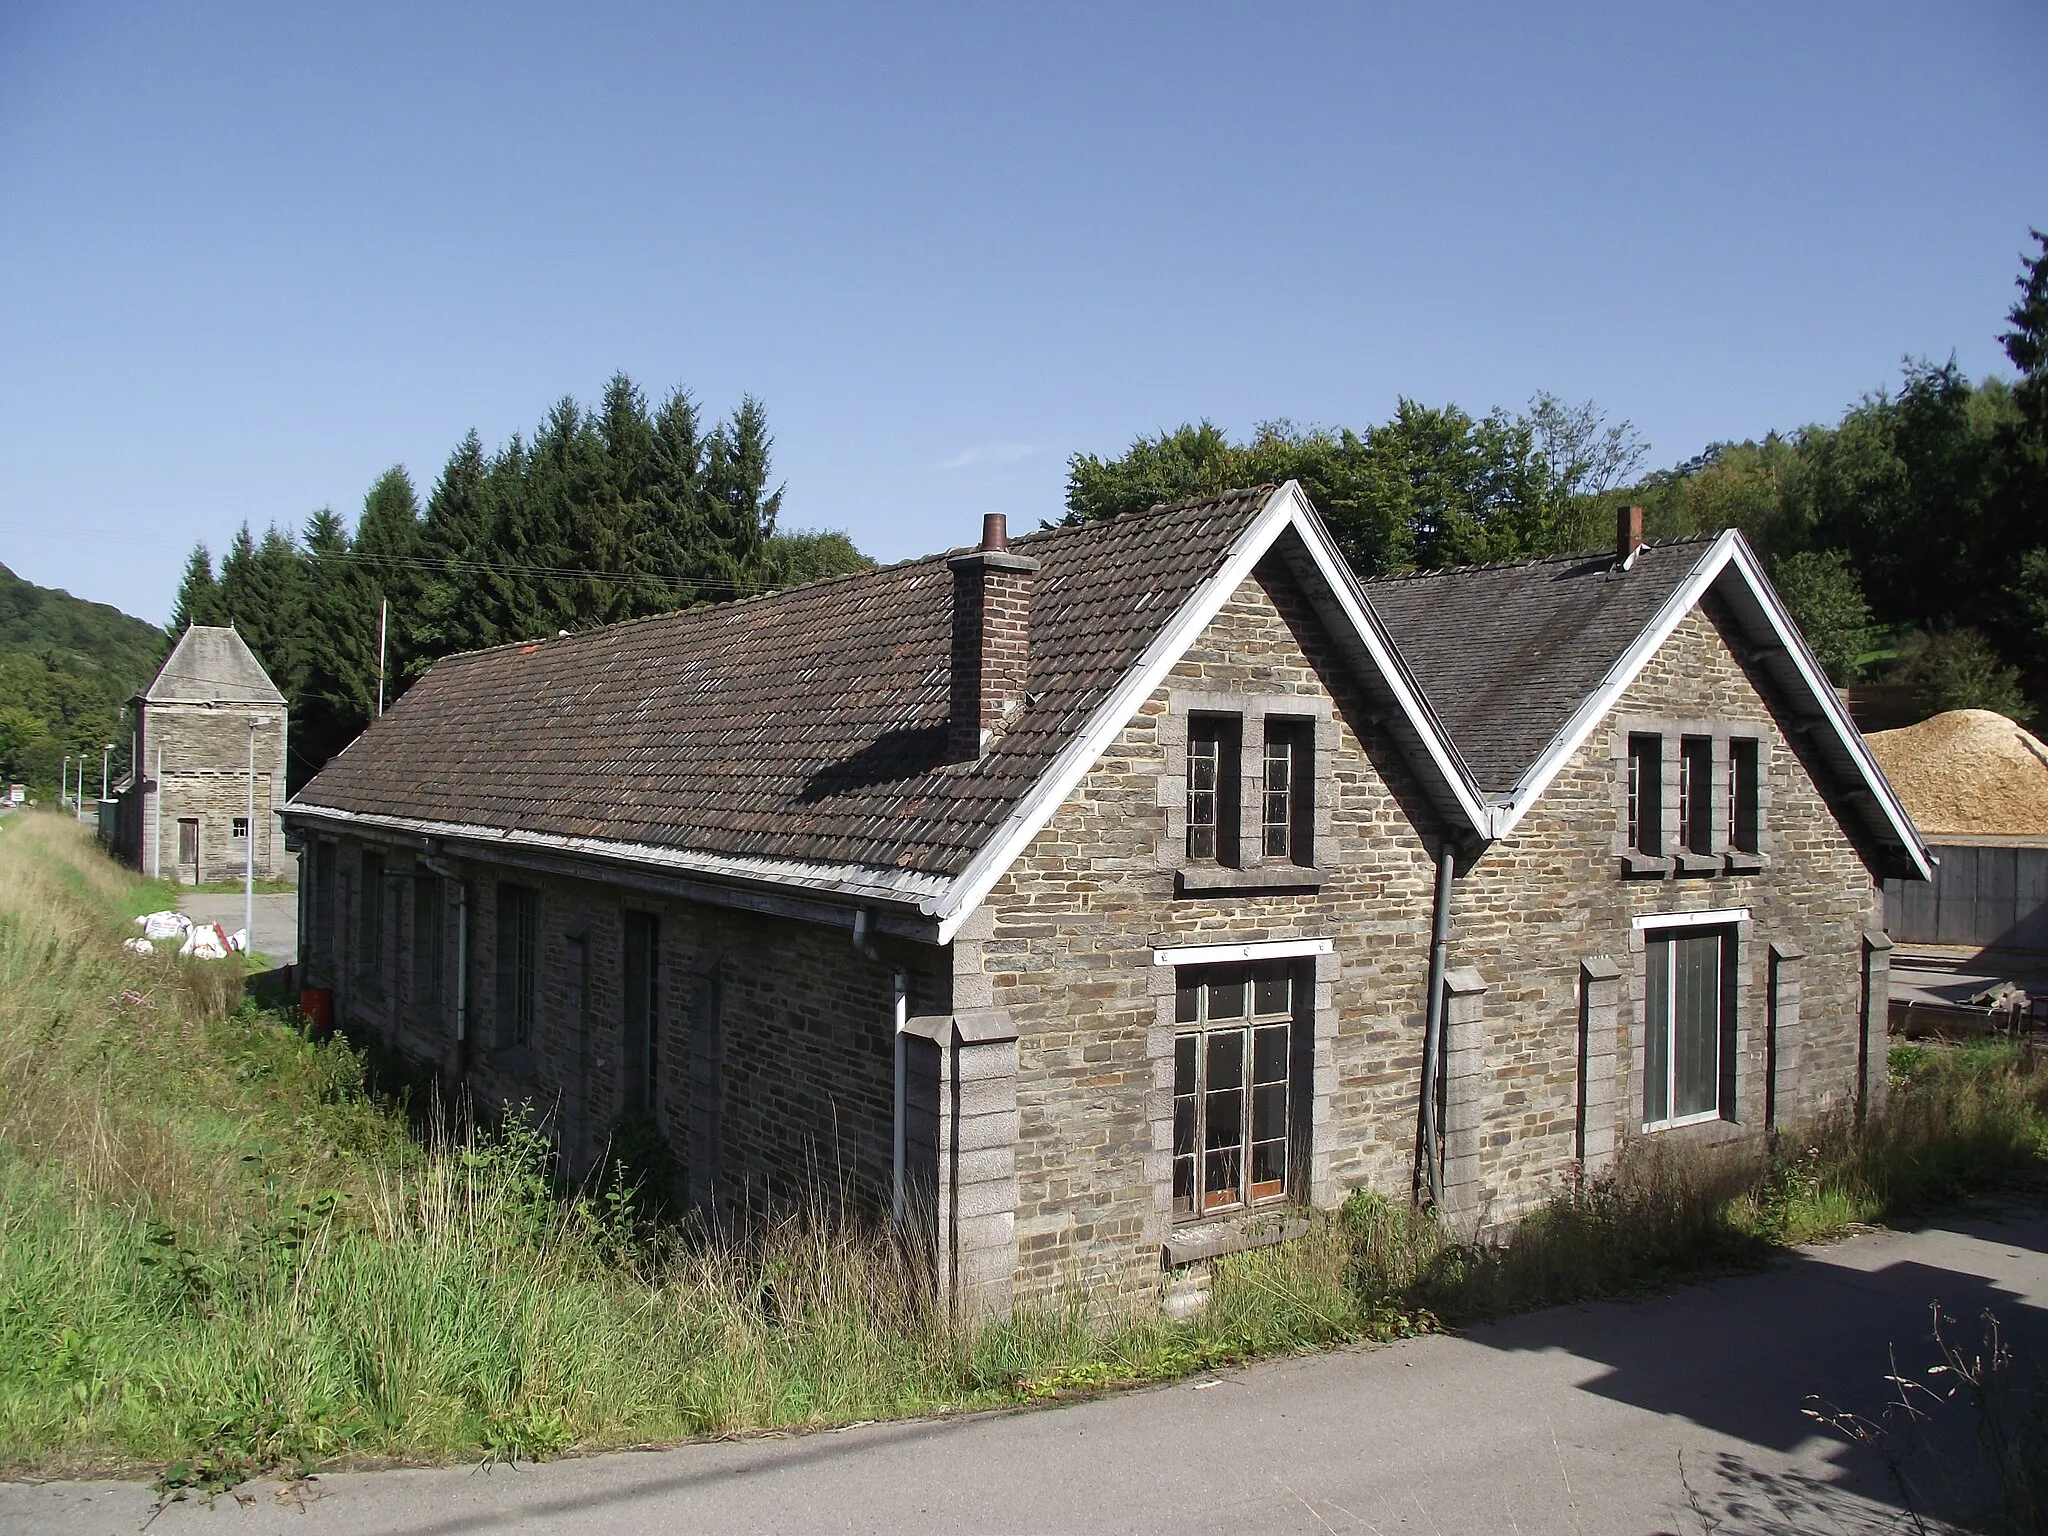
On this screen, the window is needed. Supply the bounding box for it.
[411,872,441,1005]
[1262,720,1314,865]
[495,883,537,1048]
[312,841,336,960]
[1186,715,1242,864]
[359,850,385,994]
[1729,738,1761,854]
[1626,734,1662,856]
[1644,928,1733,1127]
[622,911,660,1112]
[232,816,250,839]
[177,818,199,867]
[1678,736,1714,855]
[1172,962,1297,1218]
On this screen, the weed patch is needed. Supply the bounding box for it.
[1,811,2043,1486]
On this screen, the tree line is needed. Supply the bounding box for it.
[1068,233,2048,719]
[170,377,871,789]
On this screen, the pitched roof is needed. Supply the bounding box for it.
[1363,538,1716,794]
[141,625,286,705]
[294,488,1279,884]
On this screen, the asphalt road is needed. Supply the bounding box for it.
[5,1206,2044,1536]
[179,891,298,966]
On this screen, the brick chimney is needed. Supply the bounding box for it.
[1616,504,1644,565]
[948,513,1039,762]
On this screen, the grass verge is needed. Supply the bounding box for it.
[1,811,2043,1487]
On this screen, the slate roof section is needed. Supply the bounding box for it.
[141,625,287,706]
[293,488,1278,879]
[1363,537,1718,795]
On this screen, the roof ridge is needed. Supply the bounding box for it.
[1363,531,1720,586]
[427,488,1281,667]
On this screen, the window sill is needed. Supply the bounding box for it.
[1164,1209,1309,1267]
[1674,851,1724,876]
[1723,852,1767,875]
[1620,852,1673,877]
[1176,864,1326,896]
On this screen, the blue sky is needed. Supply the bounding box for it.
[2,2,2043,625]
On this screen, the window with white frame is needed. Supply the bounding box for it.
[232,816,250,839]
[1643,924,1735,1128]
[1172,961,1298,1218]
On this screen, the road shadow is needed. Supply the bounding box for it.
[1460,1215,2048,1530]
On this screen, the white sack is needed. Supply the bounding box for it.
[181,923,230,960]
[140,910,191,941]
[122,937,156,956]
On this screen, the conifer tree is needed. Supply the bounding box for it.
[167,545,222,638]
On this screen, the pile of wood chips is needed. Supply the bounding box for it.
[1865,708,2048,837]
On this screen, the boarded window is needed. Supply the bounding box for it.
[1186,714,1242,864]
[1261,720,1315,864]
[1172,961,1297,1218]
[495,884,537,1048]
[360,850,385,994]
[1644,927,1734,1127]
[1729,738,1761,853]
[622,911,660,1112]
[411,872,441,1005]
[1626,734,1662,855]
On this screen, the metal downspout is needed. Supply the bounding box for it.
[1418,839,1456,1210]
[853,908,909,1224]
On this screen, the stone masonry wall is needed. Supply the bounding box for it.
[981,558,1444,1312]
[1447,597,1887,1225]
[140,703,290,884]
[300,833,939,1210]
[979,573,1893,1310]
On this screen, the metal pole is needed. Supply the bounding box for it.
[101,744,113,801]
[61,755,68,810]
[376,598,388,717]
[152,745,163,880]
[245,718,258,953]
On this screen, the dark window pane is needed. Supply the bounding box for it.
[1175,1033,1197,1094]
[1674,933,1721,1118]
[1206,1029,1245,1091]
[1250,1136,1286,1195]
[1252,966,1292,1018]
[1252,1082,1288,1142]
[1204,1147,1241,1210]
[1175,981,1201,1024]
[1207,975,1246,1020]
[1253,1023,1289,1085]
[1645,935,1671,1124]
[1173,1154,1196,1215]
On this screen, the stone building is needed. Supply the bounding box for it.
[116,625,291,886]
[283,486,1927,1318]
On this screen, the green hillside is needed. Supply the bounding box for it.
[0,562,164,794]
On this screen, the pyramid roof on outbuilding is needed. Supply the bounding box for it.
[140,625,286,706]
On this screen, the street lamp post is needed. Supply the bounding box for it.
[245,716,274,955]
[100,743,113,802]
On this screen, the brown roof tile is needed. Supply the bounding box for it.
[294,487,1277,877]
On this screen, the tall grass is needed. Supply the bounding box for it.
[1,810,2043,1486]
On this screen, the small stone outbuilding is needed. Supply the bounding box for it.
[284,487,1929,1318]
[116,625,291,886]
